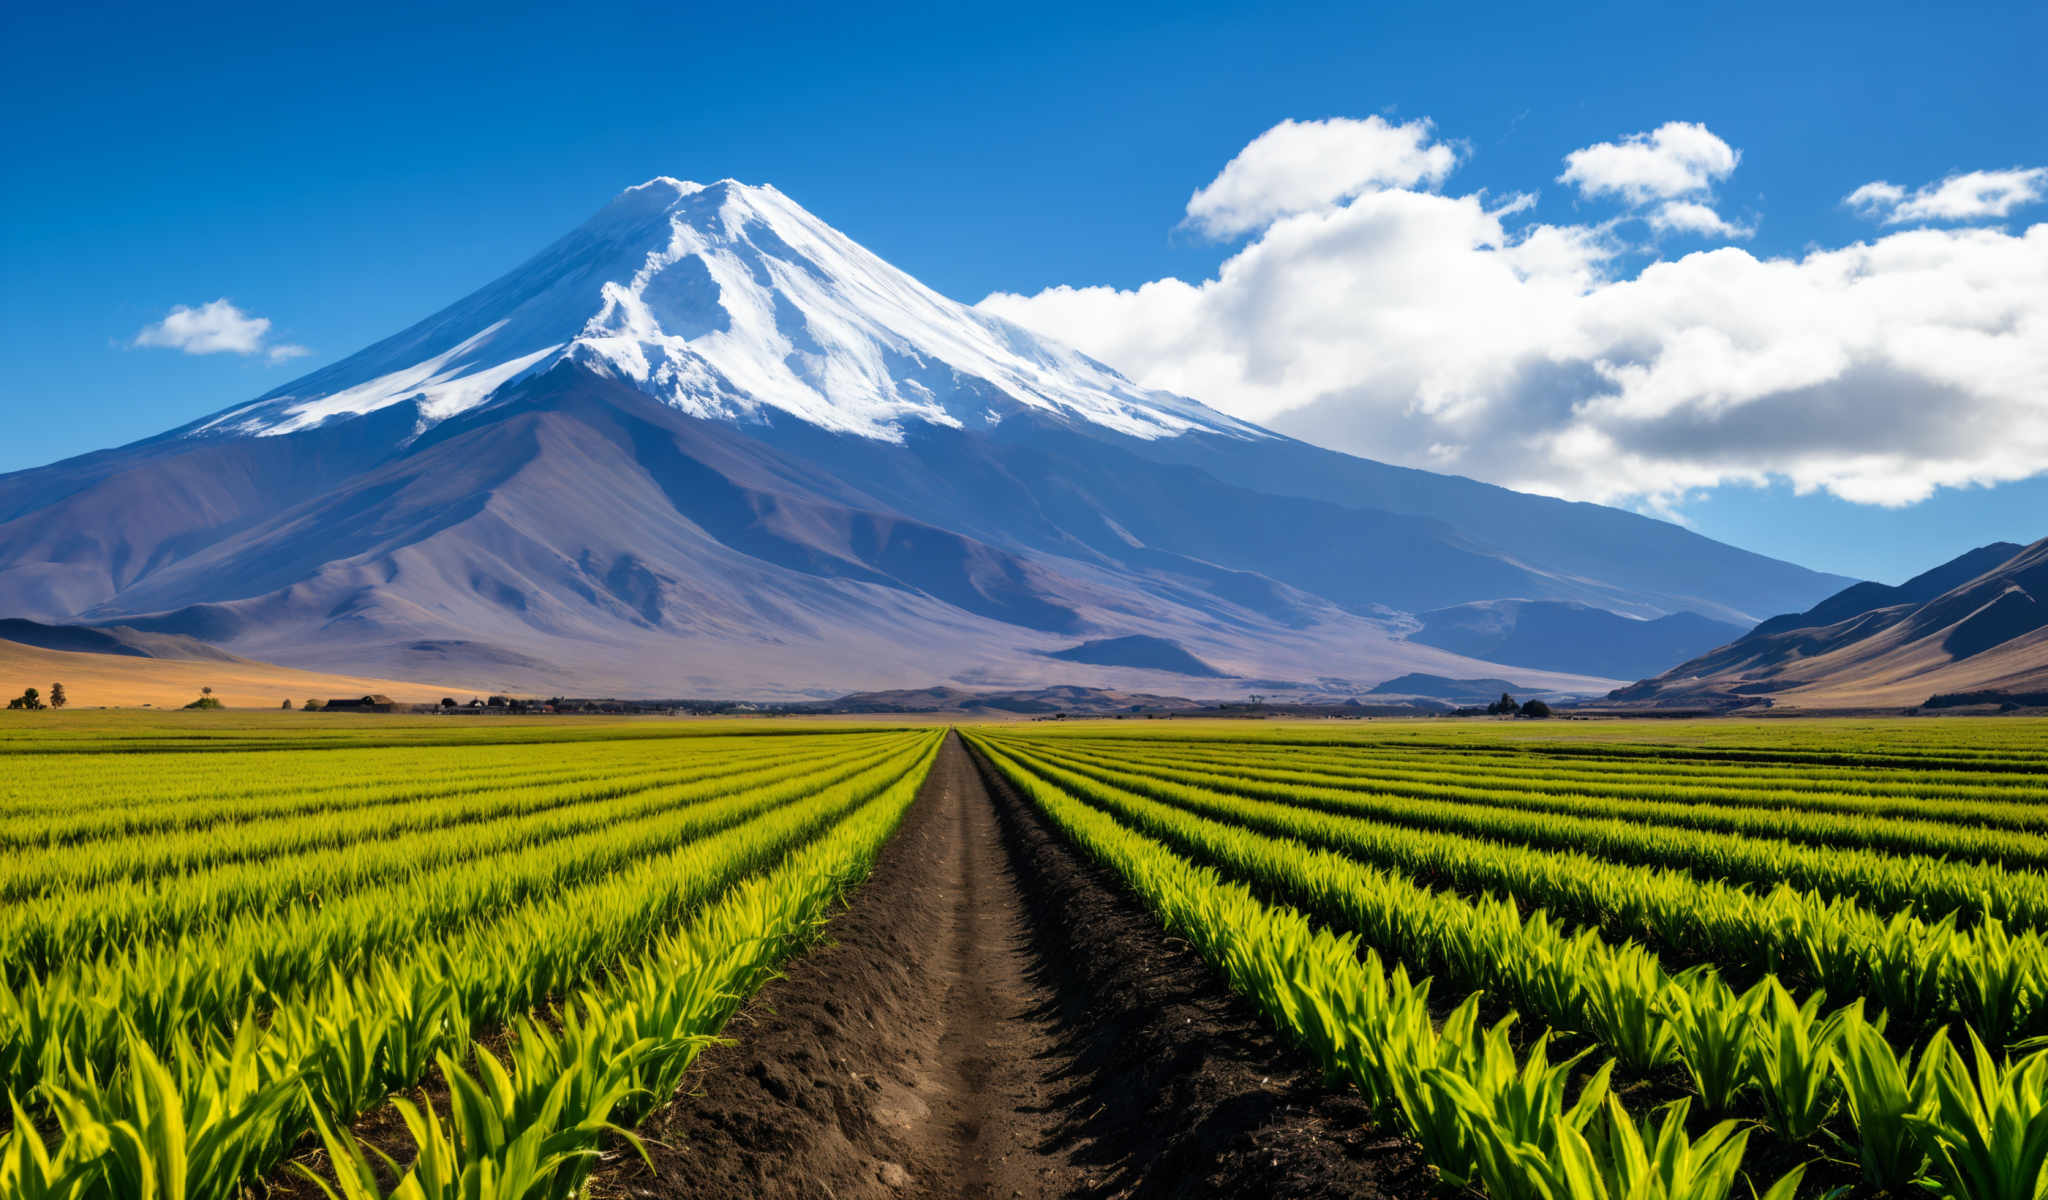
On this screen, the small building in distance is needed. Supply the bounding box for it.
[323,694,397,713]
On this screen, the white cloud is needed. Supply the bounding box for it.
[1560,121,1740,205]
[1846,168,2048,224]
[133,299,309,362]
[1844,181,1906,215]
[1182,116,1460,238]
[981,121,2048,512]
[1649,200,1753,238]
[1558,122,1747,241]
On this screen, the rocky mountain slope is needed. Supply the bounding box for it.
[0,180,1847,697]
[1612,538,2048,708]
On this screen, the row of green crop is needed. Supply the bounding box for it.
[1105,737,2048,860]
[0,737,614,816]
[0,738,904,983]
[975,734,2048,1200]
[0,751,601,842]
[0,731,941,1200]
[0,735,935,1107]
[0,735,881,896]
[1054,735,2048,825]
[967,735,1817,1200]
[0,714,903,757]
[1050,729,2048,794]
[983,737,2047,1192]
[987,736,2048,1045]
[1017,738,2048,926]
[0,749,754,897]
[301,736,932,1200]
[0,732,853,845]
[1028,722,2048,772]
[1049,737,2048,865]
[0,738,889,961]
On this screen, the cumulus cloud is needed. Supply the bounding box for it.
[133,299,309,362]
[1183,116,1460,238]
[1556,121,1748,239]
[1844,181,1907,215]
[1560,121,1740,204]
[1649,200,1753,238]
[980,119,2048,511]
[1846,168,2048,224]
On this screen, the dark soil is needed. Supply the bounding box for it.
[591,732,1427,1200]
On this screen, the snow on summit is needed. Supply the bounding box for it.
[193,179,1253,443]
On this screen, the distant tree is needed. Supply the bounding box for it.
[185,695,223,710]
[1488,692,1519,715]
[201,686,213,697]
[440,697,457,708]
[282,698,293,709]
[48,683,66,709]
[16,687,44,711]
[302,699,324,711]
[1520,699,1553,719]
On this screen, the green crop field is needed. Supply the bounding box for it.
[0,714,945,1199]
[968,718,2048,1200]
[3,712,2045,1199]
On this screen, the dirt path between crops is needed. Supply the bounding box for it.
[593,733,1425,1200]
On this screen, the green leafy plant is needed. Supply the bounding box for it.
[1662,966,1759,1114]
[1905,1033,2048,1200]
[1832,1013,1941,1192]
[1556,1096,1807,1200]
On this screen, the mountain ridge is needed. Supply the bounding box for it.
[1613,538,2048,708]
[0,179,1850,696]
[180,178,1255,448]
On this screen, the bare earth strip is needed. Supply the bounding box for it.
[594,732,1424,1200]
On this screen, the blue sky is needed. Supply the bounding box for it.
[3,0,2042,583]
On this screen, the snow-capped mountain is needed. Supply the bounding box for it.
[0,180,1848,697]
[192,179,1251,445]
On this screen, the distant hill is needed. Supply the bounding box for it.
[1612,538,2048,709]
[1041,636,1230,677]
[1407,600,1743,681]
[0,635,485,709]
[827,684,1205,714]
[0,618,248,662]
[1365,673,1533,705]
[1745,543,2025,638]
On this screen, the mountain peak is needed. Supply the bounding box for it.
[598,176,763,216]
[187,179,1256,446]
